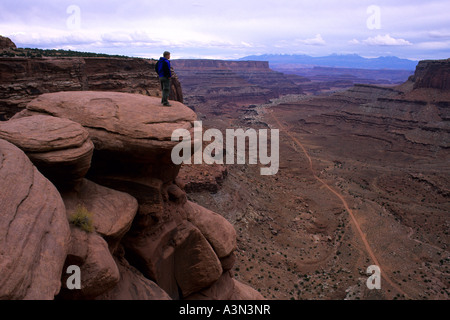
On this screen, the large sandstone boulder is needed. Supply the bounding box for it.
[59,227,120,299]
[24,91,196,157]
[61,179,138,253]
[122,208,182,299]
[87,174,165,228]
[0,115,89,152]
[220,252,237,272]
[173,222,223,298]
[123,219,224,299]
[184,201,237,258]
[96,256,172,300]
[0,139,70,299]
[109,178,237,300]
[0,115,94,188]
[21,91,196,183]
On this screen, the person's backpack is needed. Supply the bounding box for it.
[154,58,170,77]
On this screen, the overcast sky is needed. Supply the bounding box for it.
[1,0,449,60]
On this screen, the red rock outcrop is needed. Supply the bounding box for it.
[21,91,194,157]
[61,179,138,253]
[17,91,196,183]
[0,115,94,188]
[0,115,89,152]
[184,201,237,259]
[0,90,253,301]
[410,58,450,90]
[0,55,183,120]
[185,272,265,300]
[0,139,70,299]
[176,129,229,193]
[177,163,228,193]
[0,36,16,50]
[173,222,224,297]
[59,227,120,300]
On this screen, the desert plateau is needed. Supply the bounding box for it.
[176,58,450,300]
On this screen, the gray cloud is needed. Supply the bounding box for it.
[0,0,449,60]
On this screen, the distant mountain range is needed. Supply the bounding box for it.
[238,54,418,70]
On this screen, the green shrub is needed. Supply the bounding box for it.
[69,205,95,233]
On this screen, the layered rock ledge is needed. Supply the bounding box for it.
[0,115,94,188]
[19,91,196,155]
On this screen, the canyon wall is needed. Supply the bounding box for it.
[171,59,303,110]
[0,55,183,120]
[410,58,450,90]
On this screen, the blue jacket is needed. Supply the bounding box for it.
[155,57,171,78]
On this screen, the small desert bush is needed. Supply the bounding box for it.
[69,205,94,233]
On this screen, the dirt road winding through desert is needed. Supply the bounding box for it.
[269,111,410,299]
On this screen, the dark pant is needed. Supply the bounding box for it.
[160,77,171,105]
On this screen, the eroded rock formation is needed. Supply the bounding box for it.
[410,58,450,90]
[0,36,16,50]
[0,139,70,299]
[0,115,94,189]
[0,91,263,300]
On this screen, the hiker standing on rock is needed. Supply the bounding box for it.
[155,51,172,106]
